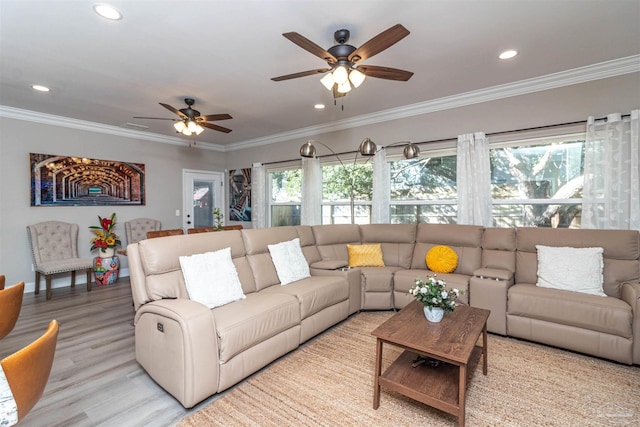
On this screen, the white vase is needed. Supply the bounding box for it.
[100,247,116,258]
[423,306,445,323]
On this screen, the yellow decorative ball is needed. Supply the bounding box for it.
[426,245,458,273]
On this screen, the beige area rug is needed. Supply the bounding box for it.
[179,311,640,427]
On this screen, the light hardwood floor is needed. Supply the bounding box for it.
[0,279,217,427]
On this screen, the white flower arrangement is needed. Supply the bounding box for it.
[408,276,462,313]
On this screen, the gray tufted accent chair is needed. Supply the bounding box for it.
[27,221,93,300]
[125,218,161,245]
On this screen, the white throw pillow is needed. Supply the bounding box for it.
[536,245,606,297]
[268,238,310,285]
[179,247,245,308]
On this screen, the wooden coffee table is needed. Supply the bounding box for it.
[372,300,490,427]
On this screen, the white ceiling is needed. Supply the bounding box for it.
[1,0,639,150]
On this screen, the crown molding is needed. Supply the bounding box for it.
[1,55,637,152]
[229,55,640,151]
[0,106,226,151]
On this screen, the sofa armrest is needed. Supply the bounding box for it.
[310,267,361,315]
[474,267,513,281]
[470,268,514,335]
[310,260,349,270]
[134,298,219,408]
[621,281,640,365]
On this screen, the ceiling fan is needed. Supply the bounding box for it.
[134,98,232,135]
[271,24,413,98]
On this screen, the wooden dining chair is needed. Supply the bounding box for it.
[0,274,5,290]
[1,320,59,424]
[146,228,184,239]
[0,282,24,340]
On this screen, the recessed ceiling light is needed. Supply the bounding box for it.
[32,84,50,92]
[499,50,518,60]
[314,104,325,109]
[93,3,123,20]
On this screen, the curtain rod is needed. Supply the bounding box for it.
[260,114,630,167]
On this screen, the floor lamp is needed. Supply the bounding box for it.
[299,138,420,224]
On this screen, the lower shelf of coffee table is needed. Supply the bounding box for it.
[378,347,482,416]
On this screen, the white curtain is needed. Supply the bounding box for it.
[301,157,322,225]
[582,110,640,230]
[251,163,267,229]
[371,148,390,223]
[456,132,492,227]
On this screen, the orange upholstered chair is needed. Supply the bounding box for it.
[146,228,184,239]
[222,225,244,231]
[0,282,24,340]
[187,227,215,234]
[1,320,59,424]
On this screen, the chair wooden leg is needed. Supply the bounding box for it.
[86,269,92,292]
[35,271,41,295]
[45,275,52,300]
[71,270,76,288]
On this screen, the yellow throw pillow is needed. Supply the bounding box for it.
[426,245,458,273]
[347,244,385,267]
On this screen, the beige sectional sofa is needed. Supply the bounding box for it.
[127,223,640,408]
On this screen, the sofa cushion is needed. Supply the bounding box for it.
[262,275,348,319]
[426,245,458,274]
[268,238,310,285]
[508,284,632,338]
[359,266,404,292]
[515,227,640,298]
[212,292,300,363]
[536,245,605,296]
[179,248,246,309]
[347,244,385,267]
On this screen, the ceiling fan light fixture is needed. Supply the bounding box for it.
[187,120,198,133]
[332,65,349,85]
[337,81,352,94]
[174,121,186,133]
[349,69,366,88]
[194,124,205,135]
[320,73,335,91]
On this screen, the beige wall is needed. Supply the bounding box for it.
[225,73,640,168]
[0,119,226,292]
[1,73,639,293]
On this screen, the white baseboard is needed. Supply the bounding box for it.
[23,267,130,293]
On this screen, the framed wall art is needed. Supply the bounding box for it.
[30,153,145,206]
[229,168,251,221]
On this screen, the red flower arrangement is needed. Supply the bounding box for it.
[89,212,121,253]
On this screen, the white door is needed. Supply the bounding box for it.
[182,170,225,231]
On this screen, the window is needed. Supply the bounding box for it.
[269,168,301,226]
[321,161,372,224]
[389,151,457,224]
[490,135,585,228]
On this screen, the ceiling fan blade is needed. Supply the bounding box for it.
[357,65,414,81]
[198,114,232,122]
[271,68,331,81]
[133,116,175,120]
[283,32,337,62]
[200,122,232,133]
[159,102,188,119]
[349,24,410,63]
